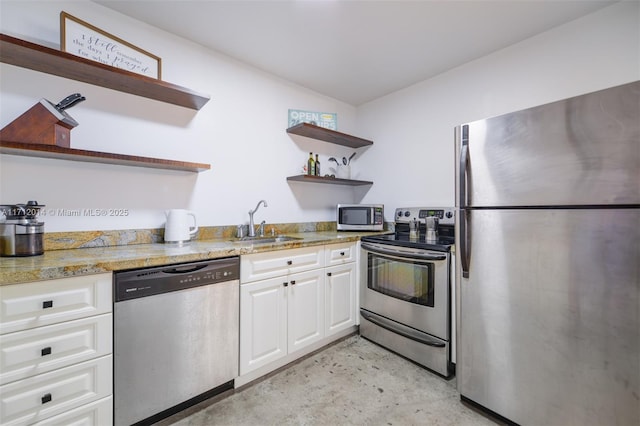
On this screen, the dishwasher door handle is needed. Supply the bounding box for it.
[162,264,208,274]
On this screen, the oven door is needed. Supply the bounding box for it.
[360,241,449,340]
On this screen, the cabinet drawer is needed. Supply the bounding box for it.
[241,246,324,283]
[325,242,357,266]
[0,355,112,426]
[33,396,112,426]
[0,314,112,385]
[0,273,112,335]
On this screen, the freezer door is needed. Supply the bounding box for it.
[456,208,639,426]
[457,81,640,207]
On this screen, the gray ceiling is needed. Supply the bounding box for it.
[94,0,617,106]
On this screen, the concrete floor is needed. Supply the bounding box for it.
[157,335,498,425]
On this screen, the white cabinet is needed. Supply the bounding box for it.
[240,242,359,381]
[0,314,112,385]
[325,241,357,266]
[325,262,357,337]
[240,247,325,375]
[325,241,358,336]
[0,274,113,426]
[33,397,112,426]
[0,356,112,426]
[287,269,325,353]
[0,274,112,335]
[240,245,324,282]
[240,276,287,373]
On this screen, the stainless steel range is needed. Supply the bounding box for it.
[360,207,454,377]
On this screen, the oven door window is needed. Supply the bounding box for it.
[367,252,434,307]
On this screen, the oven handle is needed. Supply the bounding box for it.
[360,309,446,348]
[361,242,447,262]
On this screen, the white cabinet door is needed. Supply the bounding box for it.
[287,269,325,354]
[325,263,357,337]
[241,246,324,283]
[0,274,112,335]
[325,242,357,266]
[240,277,287,375]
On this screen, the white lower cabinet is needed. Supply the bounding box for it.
[0,274,112,335]
[240,276,287,374]
[240,242,358,382]
[0,356,112,426]
[325,262,357,337]
[286,269,325,353]
[239,265,325,375]
[0,314,112,385]
[33,396,112,426]
[0,273,113,426]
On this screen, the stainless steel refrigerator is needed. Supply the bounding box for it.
[455,81,639,426]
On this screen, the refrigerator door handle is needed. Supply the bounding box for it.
[460,210,469,278]
[459,125,469,209]
[459,125,470,278]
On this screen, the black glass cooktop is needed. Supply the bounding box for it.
[361,232,453,252]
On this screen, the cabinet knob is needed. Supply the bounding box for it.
[327,272,332,277]
[290,280,296,285]
[41,393,52,404]
[287,260,293,265]
[283,282,288,287]
[340,252,345,256]
[41,347,52,356]
[42,300,53,309]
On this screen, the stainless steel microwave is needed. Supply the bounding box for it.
[337,204,384,231]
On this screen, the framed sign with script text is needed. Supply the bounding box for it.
[60,11,162,79]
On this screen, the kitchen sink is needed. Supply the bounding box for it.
[233,235,303,244]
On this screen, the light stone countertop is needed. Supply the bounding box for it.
[0,231,385,286]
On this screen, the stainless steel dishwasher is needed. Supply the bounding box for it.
[114,257,239,426]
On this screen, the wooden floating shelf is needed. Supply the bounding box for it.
[287,175,372,186]
[286,123,373,148]
[0,141,210,172]
[0,33,210,110]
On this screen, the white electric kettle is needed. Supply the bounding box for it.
[164,209,198,244]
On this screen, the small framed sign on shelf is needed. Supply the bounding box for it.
[60,11,162,79]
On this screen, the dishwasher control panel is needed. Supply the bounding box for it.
[114,256,239,302]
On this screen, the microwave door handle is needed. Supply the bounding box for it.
[361,243,447,262]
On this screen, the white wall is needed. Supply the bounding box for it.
[0,0,361,231]
[357,1,639,220]
[2,1,638,232]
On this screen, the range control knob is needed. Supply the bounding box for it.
[397,210,402,217]
[404,211,411,217]
[446,211,453,218]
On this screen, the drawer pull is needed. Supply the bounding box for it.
[287,260,292,265]
[41,347,52,356]
[41,393,52,404]
[340,251,345,256]
[42,300,53,309]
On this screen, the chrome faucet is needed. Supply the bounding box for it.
[248,200,268,237]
